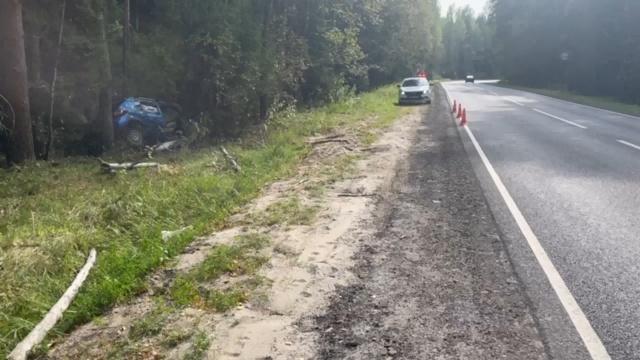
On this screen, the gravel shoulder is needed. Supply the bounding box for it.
[314,86,548,360]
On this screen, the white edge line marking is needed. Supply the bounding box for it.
[441,85,611,360]
[617,140,640,151]
[485,84,640,120]
[533,109,588,129]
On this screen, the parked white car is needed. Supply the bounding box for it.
[397,78,431,105]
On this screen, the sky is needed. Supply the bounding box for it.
[440,0,488,15]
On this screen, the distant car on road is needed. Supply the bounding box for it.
[112,97,183,146]
[398,78,431,105]
[465,75,475,83]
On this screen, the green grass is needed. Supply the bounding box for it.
[183,331,210,360]
[495,81,640,117]
[0,85,408,358]
[168,232,270,309]
[248,197,320,227]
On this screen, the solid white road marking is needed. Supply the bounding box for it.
[441,85,611,360]
[533,109,588,129]
[617,140,640,151]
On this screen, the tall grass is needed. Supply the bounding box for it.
[0,85,407,357]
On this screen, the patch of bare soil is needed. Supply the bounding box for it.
[43,108,424,360]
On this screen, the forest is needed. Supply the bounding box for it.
[0,0,496,165]
[491,0,640,103]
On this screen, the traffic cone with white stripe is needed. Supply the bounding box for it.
[457,103,462,118]
[460,109,467,126]
[452,100,457,113]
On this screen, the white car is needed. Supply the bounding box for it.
[398,78,431,105]
[465,75,475,83]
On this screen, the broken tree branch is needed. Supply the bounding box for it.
[338,193,375,198]
[98,159,159,173]
[161,226,193,242]
[8,249,97,360]
[151,140,180,153]
[309,138,350,146]
[220,146,241,172]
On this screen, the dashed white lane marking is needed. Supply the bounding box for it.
[502,97,524,106]
[533,109,588,129]
[617,140,640,151]
[488,90,499,96]
[442,85,612,360]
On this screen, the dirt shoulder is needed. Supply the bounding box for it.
[313,86,548,359]
[43,102,421,360]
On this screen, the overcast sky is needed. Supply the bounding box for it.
[440,0,488,15]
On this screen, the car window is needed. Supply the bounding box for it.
[402,79,428,87]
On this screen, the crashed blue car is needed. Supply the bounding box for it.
[112,97,182,146]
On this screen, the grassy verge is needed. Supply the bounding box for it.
[495,82,640,117]
[0,85,409,357]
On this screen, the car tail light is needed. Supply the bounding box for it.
[113,108,127,117]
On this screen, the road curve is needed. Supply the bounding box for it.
[443,81,640,360]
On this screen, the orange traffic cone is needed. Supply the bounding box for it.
[460,109,467,126]
[452,100,457,113]
[457,103,462,118]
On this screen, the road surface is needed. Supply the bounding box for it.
[443,81,640,360]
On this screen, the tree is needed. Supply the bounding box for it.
[0,0,35,163]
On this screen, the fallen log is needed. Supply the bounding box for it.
[99,159,159,173]
[8,249,97,360]
[220,146,241,172]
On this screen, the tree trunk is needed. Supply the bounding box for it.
[122,0,130,95]
[97,12,114,150]
[0,0,35,163]
[47,0,66,161]
[26,34,41,83]
[259,0,274,121]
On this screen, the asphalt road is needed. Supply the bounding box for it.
[443,81,640,360]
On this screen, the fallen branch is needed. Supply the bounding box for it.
[309,138,350,146]
[220,146,241,172]
[338,193,375,198]
[161,226,193,242]
[99,159,159,173]
[8,249,97,360]
[151,140,180,153]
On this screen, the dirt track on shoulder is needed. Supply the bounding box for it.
[314,86,548,360]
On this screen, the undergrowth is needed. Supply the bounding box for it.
[0,85,409,357]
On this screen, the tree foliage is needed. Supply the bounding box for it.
[490,0,640,103]
[1,0,449,161]
[440,5,494,79]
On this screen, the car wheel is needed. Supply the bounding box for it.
[126,123,145,146]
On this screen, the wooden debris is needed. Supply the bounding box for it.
[310,138,350,146]
[161,226,193,242]
[99,159,159,173]
[338,193,375,198]
[8,249,97,360]
[151,140,180,153]
[221,146,241,172]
